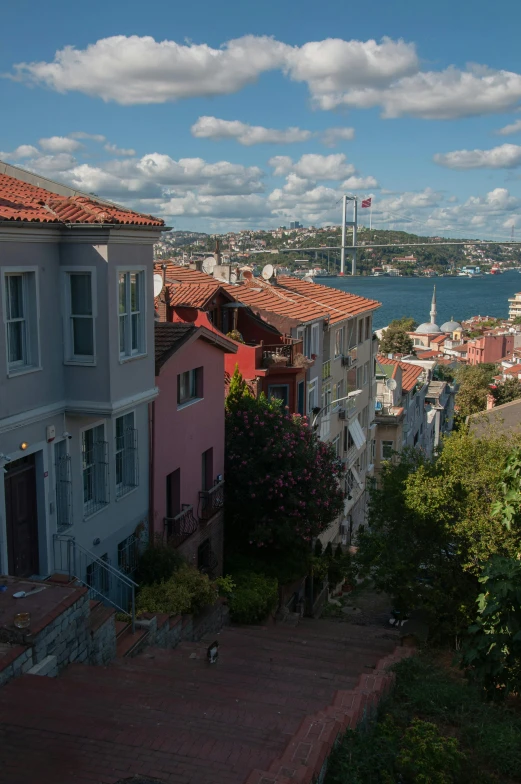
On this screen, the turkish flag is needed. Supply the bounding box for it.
[361,198,372,208]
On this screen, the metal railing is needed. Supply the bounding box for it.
[53,534,138,633]
[262,337,304,367]
[199,479,225,522]
[164,504,198,546]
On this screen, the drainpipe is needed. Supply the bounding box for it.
[148,401,155,544]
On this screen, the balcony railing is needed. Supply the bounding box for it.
[199,479,225,522]
[262,337,304,368]
[164,505,198,546]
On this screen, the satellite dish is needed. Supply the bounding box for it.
[202,257,216,275]
[153,274,164,297]
[242,269,253,281]
[386,378,397,391]
[261,263,274,281]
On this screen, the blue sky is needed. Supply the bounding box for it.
[2,0,521,235]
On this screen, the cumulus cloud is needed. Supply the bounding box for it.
[104,142,136,156]
[191,116,312,145]
[10,34,521,121]
[69,131,106,142]
[321,127,356,147]
[39,135,82,153]
[268,153,355,180]
[496,118,521,136]
[342,175,379,190]
[0,144,39,160]
[434,143,521,169]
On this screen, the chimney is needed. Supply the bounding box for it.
[486,393,496,411]
[214,238,222,267]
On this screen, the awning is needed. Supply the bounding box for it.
[348,418,366,450]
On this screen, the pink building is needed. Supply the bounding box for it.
[152,322,236,576]
[466,334,514,366]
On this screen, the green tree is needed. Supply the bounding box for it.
[389,316,418,331]
[379,324,414,355]
[492,376,521,406]
[225,371,345,571]
[455,364,497,418]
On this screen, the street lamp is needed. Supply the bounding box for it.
[311,390,362,430]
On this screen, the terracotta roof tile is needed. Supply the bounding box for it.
[0,172,163,226]
[166,282,221,308]
[377,354,424,393]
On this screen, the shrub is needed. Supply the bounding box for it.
[397,719,465,783]
[135,536,185,586]
[214,574,236,597]
[228,572,278,624]
[136,564,217,617]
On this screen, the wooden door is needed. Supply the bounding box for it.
[5,455,39,577]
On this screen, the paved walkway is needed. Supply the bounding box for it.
[0,618,400,784]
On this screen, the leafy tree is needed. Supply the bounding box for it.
[455,364,497,417]
[390,316,418,331]
[434,364,456,383]
[492,376,521,406]
[379,324,414,356]
[225,367,345,567]
[356,429,521,641]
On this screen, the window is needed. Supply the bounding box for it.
[115,412,138,498]
[177,367,203,405]
[166,469,181,518]
[55,440,72,529]
[3,271,39,373]
[332,435,341,458]
[382,440,394,460]
[358,318,364,344]
[86,553,109,594]
[311,323,320,357]
[297,380,305,416]
[360,406,368,429]
[202,448,214,492]
[356,366,363,389]
[119,271,145,359]
[82,424,108,517]
[118,534,139,574]
[347,319,356,350]
[65,271,95,362]
[268,384,289,408]
[365,316,371,341]
[308,379,317,413]
[334,327,344,358]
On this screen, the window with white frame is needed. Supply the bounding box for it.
[3,271,39,373]
[382,440,394,460]
[115,412,138,498]
[55,440,72,529]
[82,424,108,517]
[311,323,320,357]
[119,271,145,359]
[178,367,203,405]
[307,379,317,413]
[332,434,341,458]
[65,271,95,362]
[334,327,344,358]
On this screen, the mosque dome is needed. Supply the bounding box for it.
[440,318,461,333]
[416,322,442,334]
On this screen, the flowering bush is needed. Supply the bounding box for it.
[225,367,345,556]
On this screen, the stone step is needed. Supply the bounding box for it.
[88,603,115,634]
[116,626,148,658]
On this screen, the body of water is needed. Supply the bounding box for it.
[321,270,521,330]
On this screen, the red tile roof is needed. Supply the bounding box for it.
[166,282,221,308]
[377,354,424,393]
[0,171,164,226]
[277,277,380,324]
[415,349,442,359]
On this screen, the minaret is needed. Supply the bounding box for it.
[430,285,437,325]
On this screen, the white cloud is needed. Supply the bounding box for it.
[104,142,136,156]
[25,153,78,172]
[0,144,39,160]
[158,193,269,219]
[39,135,82,153]
[11,34,521,121]
[12,35,290,104]
[496,118,521,136]
[191,116,312,145]
[320,127,355,147]
[434,143,521,169]
[268,153,355,180]
[342,175,379,190]
[69,131,106,142]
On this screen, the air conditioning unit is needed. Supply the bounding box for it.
[338,408,346,420]
[341,355,352,367]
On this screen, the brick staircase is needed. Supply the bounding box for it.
[0,617,412,784]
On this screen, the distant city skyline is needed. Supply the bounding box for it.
[2,0,521,238]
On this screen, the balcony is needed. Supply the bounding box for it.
[199,479,225,522]
[262,338,306,369]
[164,505,198,547]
